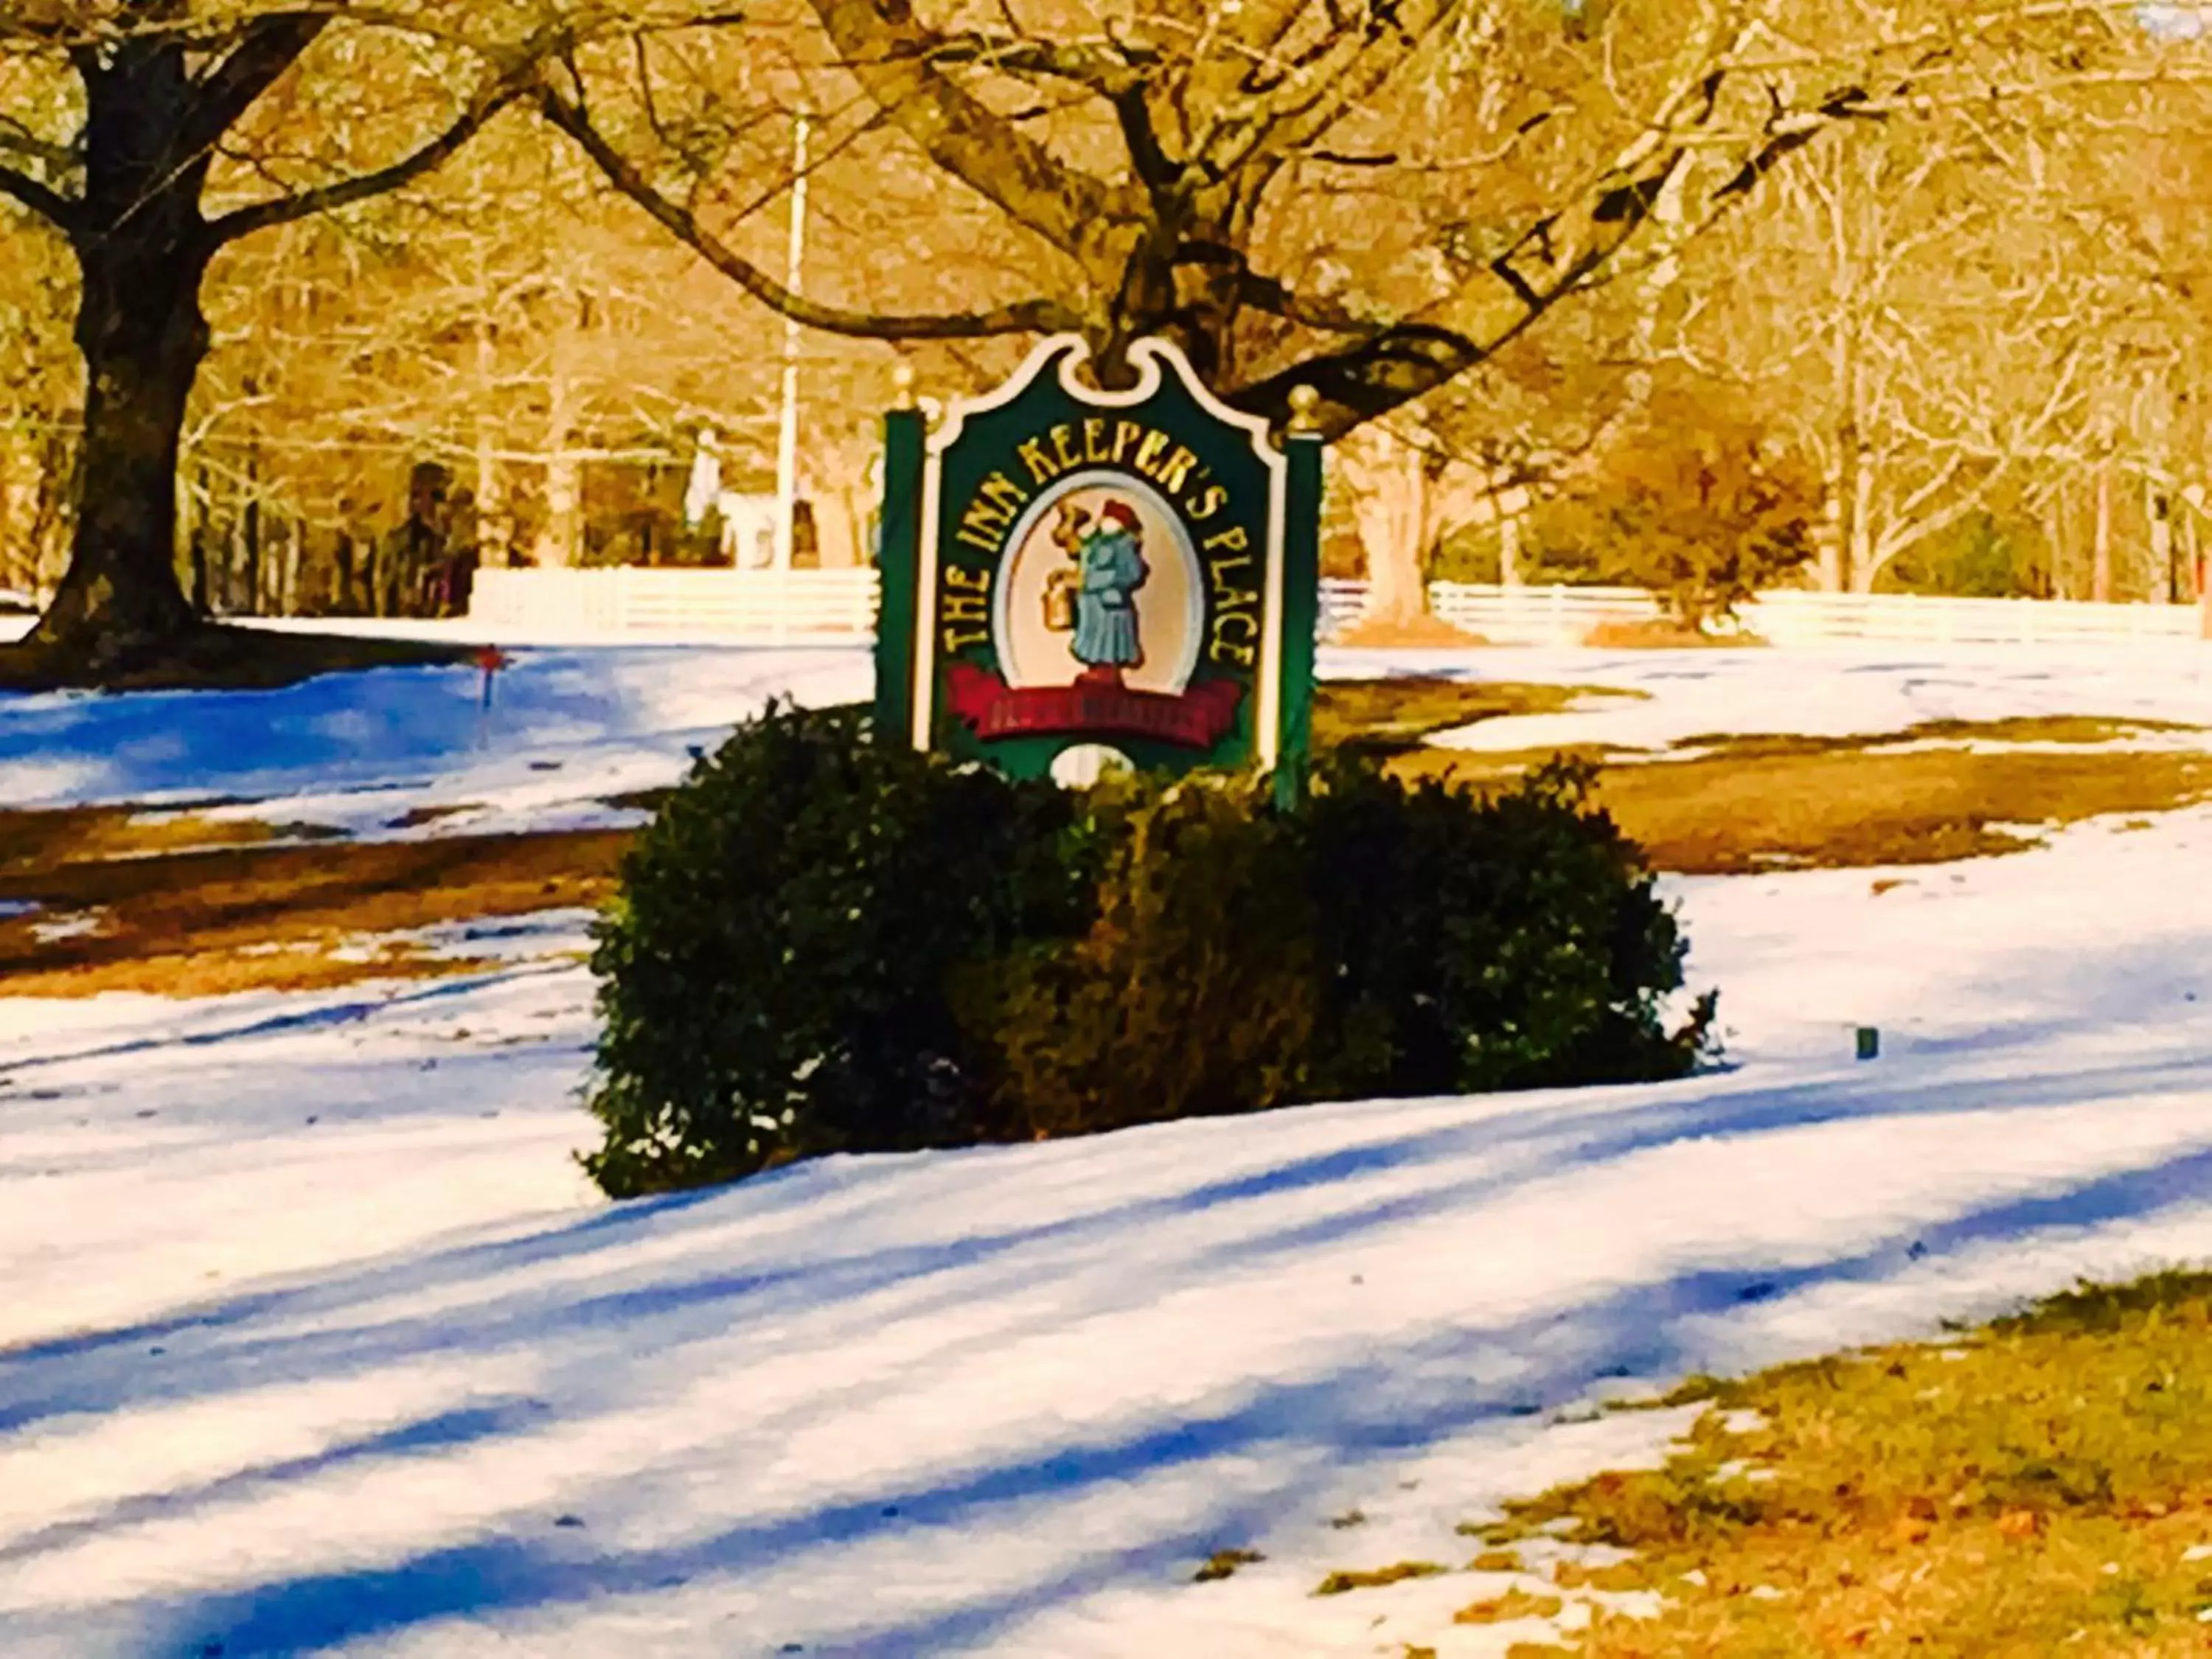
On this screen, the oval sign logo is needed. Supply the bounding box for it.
[992,470,1205,697]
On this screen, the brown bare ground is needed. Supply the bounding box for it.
[1313,678,1644,753]
[1392,739,2212,873]
[1334,612,1488,648]
[1584,618,1767,649]
[0,803,340,873]
[1329,681,2212,872]
[0,814,627,996]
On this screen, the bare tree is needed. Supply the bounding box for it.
[538,0,2017,440]
[0,2,545,681]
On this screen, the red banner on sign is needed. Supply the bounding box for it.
[945,662,1244,749]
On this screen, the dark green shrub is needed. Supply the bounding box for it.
[954,773,1318,1141]
[582,709,1717,1198]
[582,701,1080,1197]
[1298,753,1717,1097]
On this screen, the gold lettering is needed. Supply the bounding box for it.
[1189,484,1228,521]
[1111,421,1144,465]
[956,473,1027,552]
[1208,554,1255,592]
[944,592,990,626]
[979,472,1028,516]
[1203,526,1251,554]
[1018,438,1058,485]
[1051,423,1082,472]
[1134,429,1172,478]
[1082,418,1110,464]
[1207,593,1261,669]
[957,484,1013,549]
[945,565,990,591]
[1157,446,1198,495]
[943,627,990,654]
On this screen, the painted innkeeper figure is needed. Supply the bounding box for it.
[1073,499,1149,679]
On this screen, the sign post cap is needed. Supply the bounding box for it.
[1287,385,1321,434]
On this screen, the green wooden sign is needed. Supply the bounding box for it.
[874,336,1321,793]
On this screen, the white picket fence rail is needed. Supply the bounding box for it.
[457,565,2208,650]
[1745,588,2205,649]
[1325,580,2210,650]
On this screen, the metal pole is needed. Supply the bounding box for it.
[773,111,810,576]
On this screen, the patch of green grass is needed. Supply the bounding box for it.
[1314,1559,1449,1595]
[1477,1268,2212,1656]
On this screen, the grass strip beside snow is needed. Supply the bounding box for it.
[1470,1268,2212,1657]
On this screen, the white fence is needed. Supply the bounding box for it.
[1746,588,2205,649]
[1325,580,2209,650]
[459,566,2208,651]
[466,565,879,642]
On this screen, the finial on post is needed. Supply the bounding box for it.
[1287,384,1321,436]
[892,363,918,411]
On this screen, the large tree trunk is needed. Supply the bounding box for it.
[812,481,862,570]
[1337,424,1431,628]
[1814,479,1846,593]
[532,324,583,568]
[32,237,210,663]
[1846,444,1878,594]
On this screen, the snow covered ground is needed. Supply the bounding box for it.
[4,638,2209,837]
[4,643,2212,1657]
[0,644,874,844]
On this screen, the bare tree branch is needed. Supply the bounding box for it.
[538,84,1084,341]
[0,114,76,176]
[0,160,77,232]
[181,10,334,164]
[926,32,1150,97]
[205,64,533,246]
[1235,267,1382,335]
[805,0,1135,263]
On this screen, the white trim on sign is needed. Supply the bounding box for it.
[911,437,946,751]
[1257,455,1288,771]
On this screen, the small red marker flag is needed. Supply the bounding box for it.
[476,646,509,709]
